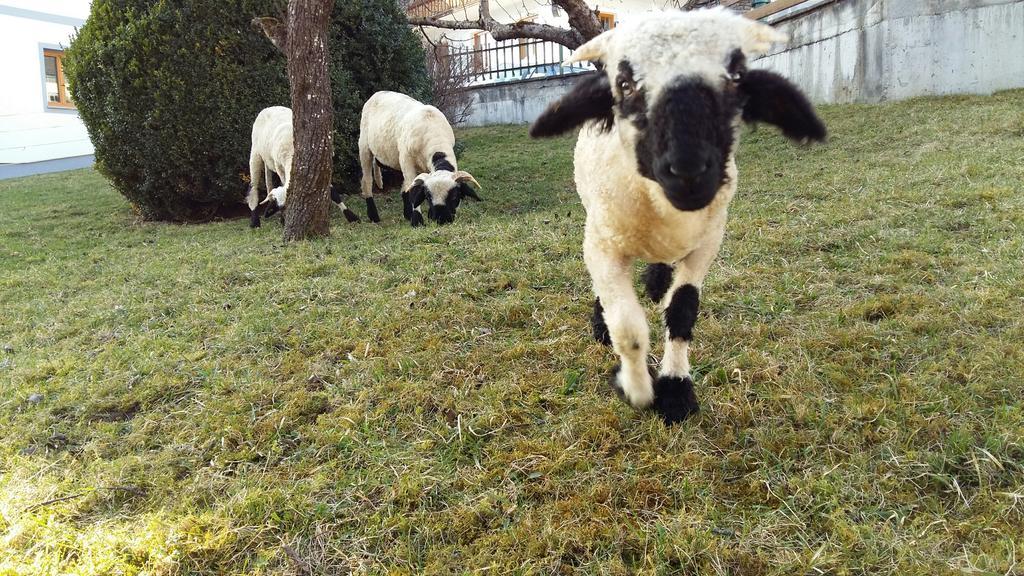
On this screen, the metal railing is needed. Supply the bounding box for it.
[442,37,594,86]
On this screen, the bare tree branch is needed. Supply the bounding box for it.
[418,25,439,48]
[553,0,602,42]
[407,0,600,49]
[423,40,474,125]
[252,16,288,51]
[282,544,311,576]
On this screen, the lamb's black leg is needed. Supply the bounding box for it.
[652,374,698,424]
[653,283,701,424]
[401,191,424,226]
[402,192,413,221]
[331,186,361,223]
[342,207,360,223]
[591,297,611,346]
[642,263,674,302]
[365,197,381,223]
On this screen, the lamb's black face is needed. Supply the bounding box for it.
[263,197,281,219]
[617,60,743,212]
[425,185,462,225]
[409,176,481,226]
[529,45,827,206]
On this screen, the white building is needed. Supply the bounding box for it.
[0,1,93,179]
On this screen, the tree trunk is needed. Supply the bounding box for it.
[257,0,334,241]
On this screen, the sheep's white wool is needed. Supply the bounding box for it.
[265,185,286,207]
[573,128,736,408]
[576,127,737,264]
[247,106,294,210]
[529,8,824,421]
[569,9,781,265]
[412,171,462,205]
[416,171,481,205]
[245,106,356,227]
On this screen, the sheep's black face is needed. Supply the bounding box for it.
[529,12,828,198]
[408,172,482,226]
[263,197,281,219]
[621,61,741,212]
[425,186,461,225]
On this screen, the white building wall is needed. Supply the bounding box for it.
[0,15,80,116]
[1,0,89,19]
[0,2,93,178]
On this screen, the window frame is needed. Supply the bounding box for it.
[41,47,75,111]
[597,10,616,31]
[472,32,486,73]
[516,15,538,60]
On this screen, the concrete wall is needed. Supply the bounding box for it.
[461,74,585,127]
[755,0,1024,103]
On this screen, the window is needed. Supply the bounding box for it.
[472,32,486,73]
[518,38,535,61]
[597,11,616,31]
[43,49,74,109]
[517,16,538,60]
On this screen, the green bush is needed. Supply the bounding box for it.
[65,0,428,222]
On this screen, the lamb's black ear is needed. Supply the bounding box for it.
[739,70,826,142]
[529,72,614,138]
[459,182,481,201]
[454,171,481,201]
[408,180,427,208]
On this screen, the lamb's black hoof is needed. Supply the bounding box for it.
[652,375,699,425]
[410,212,424,227]
[643,263,674,303]
[591,298,611,346]
[343,208,360,223]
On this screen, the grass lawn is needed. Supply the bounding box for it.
[2,90,1023,575]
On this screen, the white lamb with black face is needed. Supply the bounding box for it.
[245,106,361,228]
[530,9,826,424]
[358,91,482,226]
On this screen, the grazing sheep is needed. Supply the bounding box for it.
[245,106,359,228]
[358,91,481,226]
[530,9,826,424]
[256,183,349,225]
[261,185,287,220]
